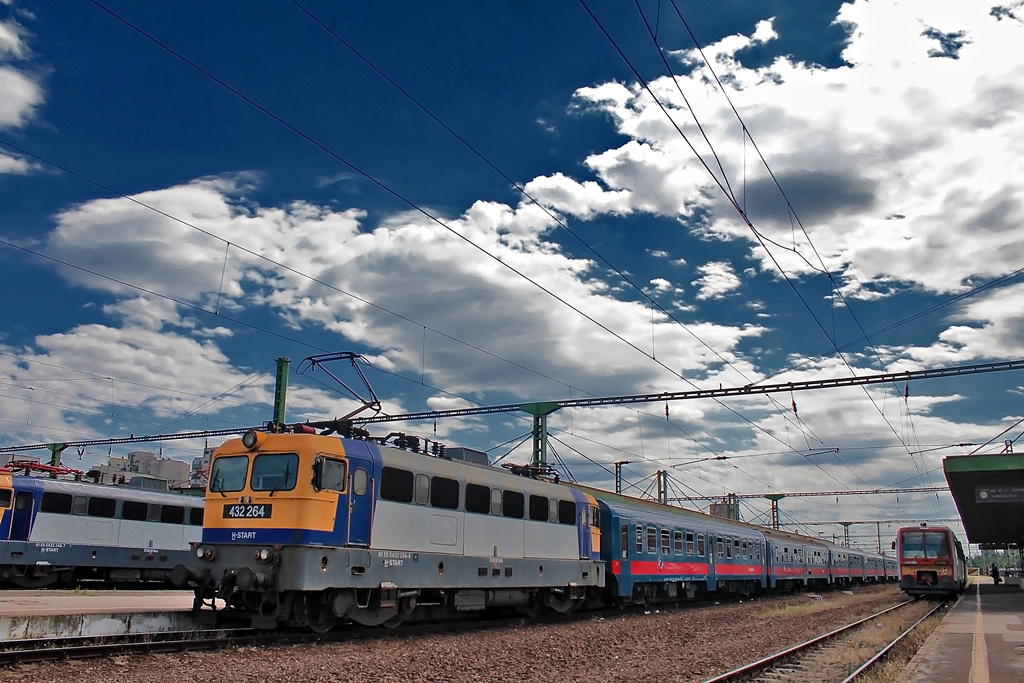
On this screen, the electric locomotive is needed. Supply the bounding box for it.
[189,426,603,630]
[0,466,203,587]
[893,523,967,596]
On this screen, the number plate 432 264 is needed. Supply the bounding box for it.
[223,503,272,519]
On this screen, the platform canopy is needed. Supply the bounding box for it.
[944,453,1024,547]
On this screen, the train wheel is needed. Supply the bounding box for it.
[295,592,336,633]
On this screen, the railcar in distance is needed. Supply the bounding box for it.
[0,465,203,588]
[893,523,967,597]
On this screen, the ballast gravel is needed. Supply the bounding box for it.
[1,585,910,683]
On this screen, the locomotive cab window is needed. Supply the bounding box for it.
[210,455,249,493]
[251,453,298,493]
[313,456,347,493]
[0,489,10,508]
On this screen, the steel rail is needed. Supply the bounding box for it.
[699,599,917,683]
[840,600,948,682]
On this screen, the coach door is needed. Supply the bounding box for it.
[346,451,374,547]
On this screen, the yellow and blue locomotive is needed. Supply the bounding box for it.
[190,426,603,630]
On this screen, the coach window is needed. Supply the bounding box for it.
[502,490,524,518]
[490,488,502,515]
[161,505,185,524]
[121,500,147,521]
[725,538,732,559]
[686,532,695,555]
[734,539,741,558]
[430,477,460,510]
[635,526,644,553]
[646,527,657,554]
[622,525,630,558]
[697,533,705,556]
[414,474,430,505]
[558,500,576,525]
[661,530,671,555]
[674,530,683,555]
[717,536,724,558]
[209,455,248,493]
[465,483,490,514]
[313,456,347,493]
[189,507,204,525]
[528,495,548,521]
[380,467,414,503]
[251,453,298,493]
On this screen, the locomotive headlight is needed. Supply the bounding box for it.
[242,430,261,450]
[195,546,215,561]
[255,547,273,563]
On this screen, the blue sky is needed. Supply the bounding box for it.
[3,0,1024,549]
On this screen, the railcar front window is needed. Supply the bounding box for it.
[210,455,249,493]
[251,453,299,493]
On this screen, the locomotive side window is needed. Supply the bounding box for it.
[490,488,502,515]
[148,504,161,522]
[161,505,185,524]
[380,467,414,503]
[697,533,705,556]
[121,500,147,521]
[353,468,368,496]
[251,453,299,493]
[210,455,249,493]
[465,483,490,514]
[502,490,524,518]
[189,507,204,525]
[686,532,695,555]
[430,477,459,510]
[646,527,656,554]
[558,500,576,525]
[313,456,347,493]
[87,496,116,518]
[548,498,558,523]
[528,495,549,521]
[73,496,88,515]
[40,492,72,514]
[415,474,430,505]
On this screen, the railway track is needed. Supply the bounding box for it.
[702,598,947,682]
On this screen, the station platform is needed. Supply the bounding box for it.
[898,579,1024,682]
[0,589,196,640]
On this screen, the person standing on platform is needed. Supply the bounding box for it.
[990,563,1002,585]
